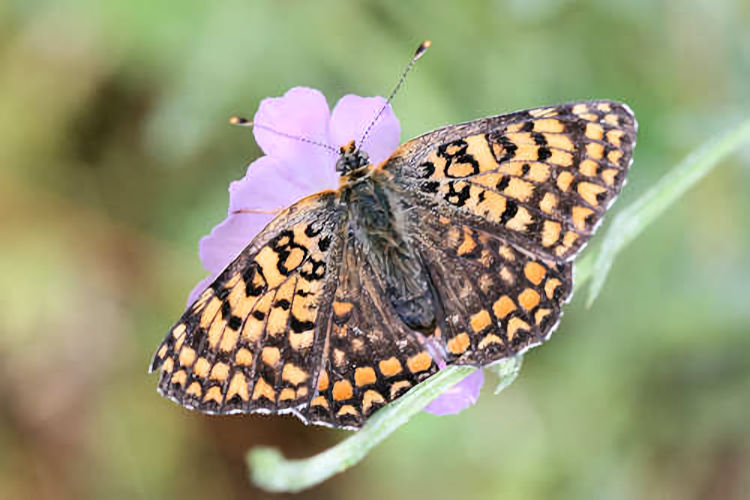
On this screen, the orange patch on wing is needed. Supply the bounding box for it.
[606,129,624,147]
[235,348,253,366]
[199,297,222,329]
[518,289,541,311]
[227,372,249,401]
[209,362,230,382]
[478,334,504,349]
[289,330,314,350]
[572,206,595,231]
[279,388,296,401]
[548,149,573,167]
[579,159,599,177]
[219,328,240,352]
[503,177,534,202]
[261,346,281,367]
[317,371,329,391]
[332,301,354,318]
[601,168,619,186]
[161,357,174,373]
[535,308,552,325]
[465,135,499,172]
[170,369,187,386]
[578,182,607,207]
[186,381,202,397]
[533,118,565,133]
[524,261,546,285]
[541,220,561,247]
[470,309,492,333]
[585,122,604,141]
[447,332,471,355]
[544,278,563,299]
[252,377,275,401]
[193,357,210,378]
[379,357,403,377]
[407,352,432,373]
[282,363,308,386]
[203,385,223,404]
[505,206,533,233]
[492,295,516,319]
[332,380,353,401]
[545,133,574,151]
[157,344,168,359]
[178,347,196,367]
[354,366,377,387]
[457,234,478,256]
[389,380,412,399]
[556,171,574,192]
[539,192,558,214]
[311,395,329,409]
[586,142,604,160]
[362,390,386,414]
[507,317,531,341]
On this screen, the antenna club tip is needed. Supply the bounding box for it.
[414,40,431,60]
[229,115,250,126]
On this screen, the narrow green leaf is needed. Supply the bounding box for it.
[586,118,750,307]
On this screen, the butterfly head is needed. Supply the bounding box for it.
[336,140,370,175]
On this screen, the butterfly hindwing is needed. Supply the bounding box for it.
[384,100,637,261]
[412,206,573,365]
[305,230,439,428]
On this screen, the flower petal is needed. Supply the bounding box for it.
[253,87,338,191]
[422,369,485,416]
[198,211,274,275]
[329,95,401,166]
[186,274,216,308]
[228,156,310,213]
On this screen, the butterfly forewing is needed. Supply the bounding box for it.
[384,100,637,261]
[150,192,346,419]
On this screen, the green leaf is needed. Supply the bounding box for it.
[247,117,750,493]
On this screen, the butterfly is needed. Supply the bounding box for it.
[150,57,636,430]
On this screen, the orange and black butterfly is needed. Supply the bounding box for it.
[150,43,637,429]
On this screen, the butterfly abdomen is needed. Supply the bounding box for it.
[342,176,438,334]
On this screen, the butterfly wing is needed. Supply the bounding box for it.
[306,226,439,428]
[382,100,637,261]
[412,204,573,365]
[151,189,440,429]
[150,191,348,420]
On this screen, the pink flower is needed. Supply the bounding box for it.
[190,86,483,417]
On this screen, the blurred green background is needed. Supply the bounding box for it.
[2,0,749,499]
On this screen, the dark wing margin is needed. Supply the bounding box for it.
[149,191,348,423]
[381,100,637,262]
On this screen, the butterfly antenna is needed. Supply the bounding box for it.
[359,40,431,147]
[229,116,338,154]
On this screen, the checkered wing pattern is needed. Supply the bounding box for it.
[385,100,637,261]
[150,192,347,420]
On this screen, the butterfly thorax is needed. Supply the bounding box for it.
[339,153,439,334]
